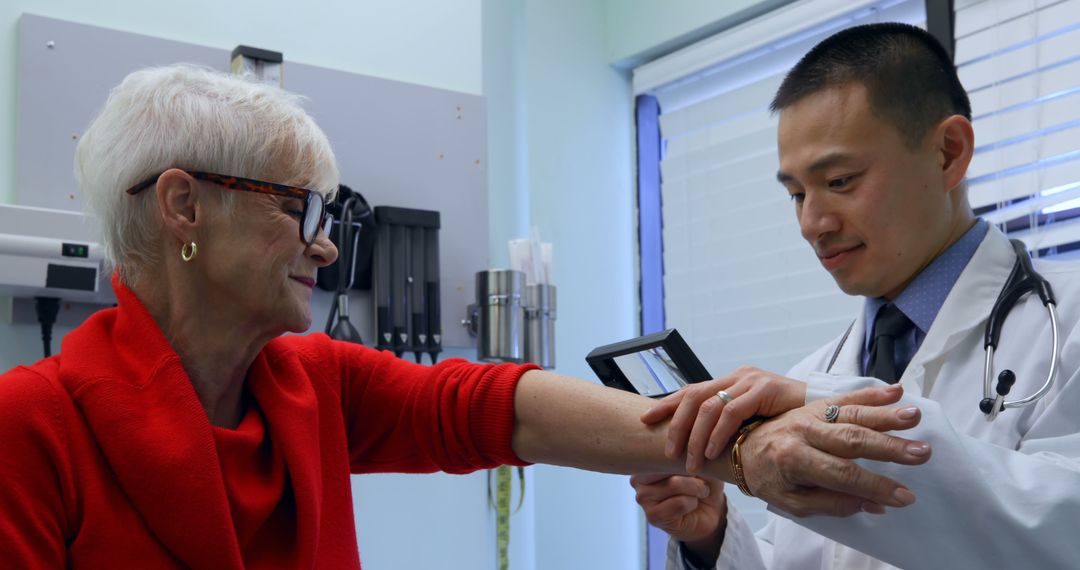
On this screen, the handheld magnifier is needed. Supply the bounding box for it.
[586,329,711,398]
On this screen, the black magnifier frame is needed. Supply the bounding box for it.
[586,329,711,398]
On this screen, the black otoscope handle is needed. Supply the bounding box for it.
[410,226,427,363]
[390,224,409,357]
[425,226,442,363]
[375,221,393,351]
[985,240,1056,350]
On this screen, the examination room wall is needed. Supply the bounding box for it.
[484,0,640,567]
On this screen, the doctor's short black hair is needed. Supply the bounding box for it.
[770,22,972,148]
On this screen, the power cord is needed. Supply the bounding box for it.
[35,297,60,357]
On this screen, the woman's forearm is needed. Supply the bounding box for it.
[510,370,733,481]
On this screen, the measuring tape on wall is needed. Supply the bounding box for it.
[488,465,525,570]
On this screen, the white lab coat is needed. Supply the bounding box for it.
[668,226,1080,570]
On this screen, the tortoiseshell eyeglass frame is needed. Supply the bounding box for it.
[125,170,332,245]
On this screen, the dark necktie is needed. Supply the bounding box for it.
[866,304,914,384]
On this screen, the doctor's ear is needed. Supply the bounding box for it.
[935,115,975,194]
[154,169,204,243]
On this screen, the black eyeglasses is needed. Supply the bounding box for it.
[126,171,333,245]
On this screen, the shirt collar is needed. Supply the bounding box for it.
[864,218,989,336]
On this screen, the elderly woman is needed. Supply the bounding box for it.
[0,65,923,569]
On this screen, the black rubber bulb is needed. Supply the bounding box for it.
[997,370,1017,396]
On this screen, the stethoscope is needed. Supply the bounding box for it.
[825,239,1059,421]
[979,239,1058,421]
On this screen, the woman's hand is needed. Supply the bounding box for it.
[641,367,811,473]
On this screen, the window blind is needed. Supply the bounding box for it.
[957,0,1080,254]
[638,0,925,377]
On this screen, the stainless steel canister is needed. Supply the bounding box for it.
[476,270,525,362]
[524,284,556,367]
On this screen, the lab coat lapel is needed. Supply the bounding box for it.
[903,226,1016,395]
[247,342,323,569]
[57,277,243,569]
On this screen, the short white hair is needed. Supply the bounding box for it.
[75,64,339,285]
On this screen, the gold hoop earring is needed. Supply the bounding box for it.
[181,241,198,262]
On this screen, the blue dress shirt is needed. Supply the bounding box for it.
[861,219,989,377]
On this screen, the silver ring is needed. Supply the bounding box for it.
[716,390,733,404]
[824,404,841,423]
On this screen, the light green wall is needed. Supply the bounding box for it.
[484,0,640,568]
[606,0,791,67]
[0,0,482,204]
[483,0,530,266]
[524,1,639,566]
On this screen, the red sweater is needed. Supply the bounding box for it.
[0,279,534,568]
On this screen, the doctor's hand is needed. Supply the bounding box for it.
[630,474,726,566]
[642,367,810,474]
[735,394,931,517]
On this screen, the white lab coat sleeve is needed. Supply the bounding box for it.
[772,370,1080,570]
[803,372,882,404]
[665,499,772,570]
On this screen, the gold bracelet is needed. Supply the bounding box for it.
[731,419,765,497]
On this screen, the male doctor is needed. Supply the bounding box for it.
[632,22,1080,570]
